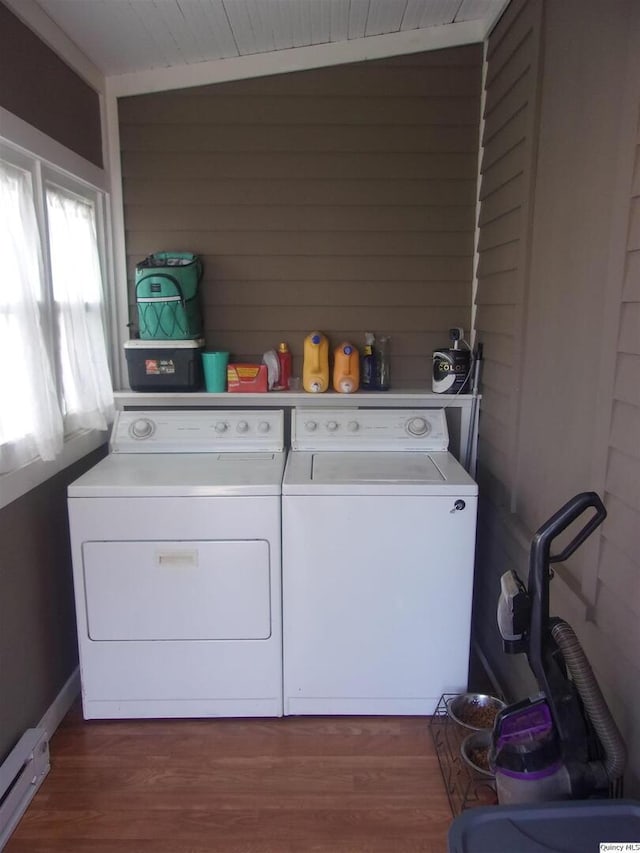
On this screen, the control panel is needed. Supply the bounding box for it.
[291,409,449,451]
[110,410,285,453]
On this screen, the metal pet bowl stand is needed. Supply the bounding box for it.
[429,693,499,816]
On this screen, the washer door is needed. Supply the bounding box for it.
[82,540,271,640]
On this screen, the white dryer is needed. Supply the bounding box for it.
[282,408,478,716]
[68,409,285,719]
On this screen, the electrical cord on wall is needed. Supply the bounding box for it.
[464,342,483,472]
[434,336,483,475]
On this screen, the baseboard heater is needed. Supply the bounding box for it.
[0,728,50,849]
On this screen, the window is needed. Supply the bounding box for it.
[45,180,113,431]
[0,139,113,475]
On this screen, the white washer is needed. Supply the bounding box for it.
[282,408,478,716]
[68,409,285,719]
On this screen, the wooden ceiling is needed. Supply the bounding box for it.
[28,0,507,77]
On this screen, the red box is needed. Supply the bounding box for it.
[227,363,268,393]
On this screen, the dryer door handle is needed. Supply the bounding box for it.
[155,549,199,568]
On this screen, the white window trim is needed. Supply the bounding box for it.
[0,107,113,511]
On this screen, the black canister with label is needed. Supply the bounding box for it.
[432,347,471,394]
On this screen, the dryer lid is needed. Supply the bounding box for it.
[68,450,287,497]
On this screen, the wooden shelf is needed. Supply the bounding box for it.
[114,388,476,408]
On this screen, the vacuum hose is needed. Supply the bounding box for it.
[551,619,626,787]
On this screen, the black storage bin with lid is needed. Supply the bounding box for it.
[124,339,204,392]
[447,799,640,853]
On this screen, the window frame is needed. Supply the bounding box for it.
[43,172,114,428]
[0,107,114,510]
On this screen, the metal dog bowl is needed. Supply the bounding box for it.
[446,692,506,731]
[460,730,495,777]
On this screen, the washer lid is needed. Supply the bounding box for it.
[283,450,477,496]
[68,451,287,497]
[312,452,444,482]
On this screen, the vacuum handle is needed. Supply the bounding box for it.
[527,493,606,736]
[534,492,606,565]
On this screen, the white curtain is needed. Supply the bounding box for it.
[0,159,63,468]
[46,184,114,433]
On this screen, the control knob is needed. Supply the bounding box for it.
[347,421,359,432]
[406,416,430,437]
[236,421,249,433]
[326,421,339,432]
[129,418,155,439]
[257,421,270,433]
[305,421,318,431]
[214,421,228,433]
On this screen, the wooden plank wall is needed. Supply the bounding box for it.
[474,0,640,791]
[474,0,541,504]
[0,6,106,767]
[592,107,640,780]
[602,120,640,597]
[0,2,102,168]
[547,92,640,789]
[118,47,482,386]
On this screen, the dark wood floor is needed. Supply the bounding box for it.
[6,704,454,853]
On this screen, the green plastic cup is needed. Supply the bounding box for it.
[201,351,229,392]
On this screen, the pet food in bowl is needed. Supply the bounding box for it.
[461,730,494,777]
[447,692,505,731]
